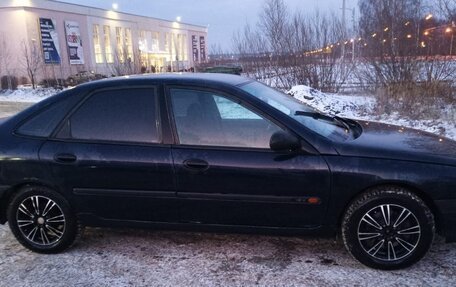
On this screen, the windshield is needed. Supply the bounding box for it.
[239,81,351,140]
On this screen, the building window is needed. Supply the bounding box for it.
[171,33,176,60]
[165,33,170,53]
[182,35,188,61]
[125,28,133,62]
[116,27,124,63]
[151,31,159,52]
[103,25,113,63]
[139,30,146,42]
[93,24,103,63]
[177,34,182,61]
[137,30,146,67]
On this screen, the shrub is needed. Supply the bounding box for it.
[19,76,30,85]
[1,75,19,90]
[39,78,66,88]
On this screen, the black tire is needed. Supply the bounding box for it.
[7,186,78,253]
[342,186,435,270]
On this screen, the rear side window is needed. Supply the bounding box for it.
[17,95,78,137]
[66,88,159,143]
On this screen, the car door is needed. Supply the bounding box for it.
[167,87,331,228]
[39,87,178,223]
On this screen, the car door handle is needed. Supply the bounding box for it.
[183,159,209,171]
[54,153,77,163]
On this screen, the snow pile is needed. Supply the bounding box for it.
[0,87,62,103]
[288,85,456,140]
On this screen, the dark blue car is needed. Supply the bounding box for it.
[0,74,455,269]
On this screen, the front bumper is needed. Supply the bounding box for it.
[0,185,10,224]
[435,199,456,243]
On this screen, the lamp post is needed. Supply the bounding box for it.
[341,0,356,61]
[446,27,454,55]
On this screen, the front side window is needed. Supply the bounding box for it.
[170,88,282,149]
[64,88,159,143]
[240,81,351,140]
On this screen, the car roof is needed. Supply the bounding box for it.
[77,73,253,89]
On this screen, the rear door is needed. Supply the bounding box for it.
[39,87,178,223]
[167,87,331,228]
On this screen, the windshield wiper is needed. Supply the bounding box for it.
[333,115,351,131]
[294,111,350,131]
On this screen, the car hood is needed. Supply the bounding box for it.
[335,120,456,166]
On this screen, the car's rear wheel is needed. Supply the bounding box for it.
[7,186,78,253]
[342,186,435,269]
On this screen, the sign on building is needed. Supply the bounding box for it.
[200,36,206,61]
[39,18,61,64]
[192,35,199,62]
[64,21,84,65]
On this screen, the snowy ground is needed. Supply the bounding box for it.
[0,86,455,286]
[0,87,64,103]
[0,224,455,287]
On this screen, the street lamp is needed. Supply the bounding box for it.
[425,14,433,21]
[446,27,454,55]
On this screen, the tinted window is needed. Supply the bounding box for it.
[170,88,282,148]
[17,94,78,137]
[240,81,350,140]
[69,88,159,143]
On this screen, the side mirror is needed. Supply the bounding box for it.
[269,130,301,152]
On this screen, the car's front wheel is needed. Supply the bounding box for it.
[342,186,435,269]
[7,186,78,253]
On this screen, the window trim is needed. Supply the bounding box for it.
[164,85,295,151]
[52,86,163,146]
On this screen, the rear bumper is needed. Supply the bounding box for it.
[435,199,456,243]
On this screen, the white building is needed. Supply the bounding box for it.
[0,0,208,80]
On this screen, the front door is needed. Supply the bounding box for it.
[167,87,330,228]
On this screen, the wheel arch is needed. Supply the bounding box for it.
[337,182,442,235]
[0,181,66,224]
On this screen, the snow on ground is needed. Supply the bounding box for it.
[0,86,63,103]
[288,85,456,141]
[1,224,455,287]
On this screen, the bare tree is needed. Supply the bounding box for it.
[438,0,456,19]
[20,40,42,89]
[233,0,353,92]
[258,0,289,54]
[0,33,14,89]
[357,0,456,119]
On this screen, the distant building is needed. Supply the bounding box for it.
[0,0,208,80]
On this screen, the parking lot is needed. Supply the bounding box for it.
[0,101,455,287]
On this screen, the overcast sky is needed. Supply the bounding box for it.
[59,0,357,51]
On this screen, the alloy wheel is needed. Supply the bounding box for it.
[16,195,66,246]
[357,204,421,261]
